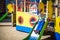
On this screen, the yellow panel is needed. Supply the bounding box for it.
[48,1,53,20]
[38,2,44,14]
[55,17,60,33]
[16,12,38,28]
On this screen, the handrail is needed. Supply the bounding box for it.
[0,12,8,22]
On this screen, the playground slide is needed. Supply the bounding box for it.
[23,21,48,40]
[0,12,8,22]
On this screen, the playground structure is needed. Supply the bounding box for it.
[0,0,60,40]
[16,0,55,33]
[23,0,60,40]
[16,0,39,33]
[23,0,49,40]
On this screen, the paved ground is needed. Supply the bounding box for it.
[0,26,55,40]
[0,26,28,40]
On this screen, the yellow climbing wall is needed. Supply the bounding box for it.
[55,17,60,34]
[38,2,44,14]
[48,0,53,20]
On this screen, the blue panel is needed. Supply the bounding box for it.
[55,32,60,40]
[36,21,45,31]
[16,25,32,33]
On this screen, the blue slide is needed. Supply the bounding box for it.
[23,20,48,40]
[36,20,45,31]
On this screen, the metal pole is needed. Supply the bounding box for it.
[55,0,58,17]
[16,0,17,12]
[24,0,26,12]
[45,1,48,22]
[40,0,42,2]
